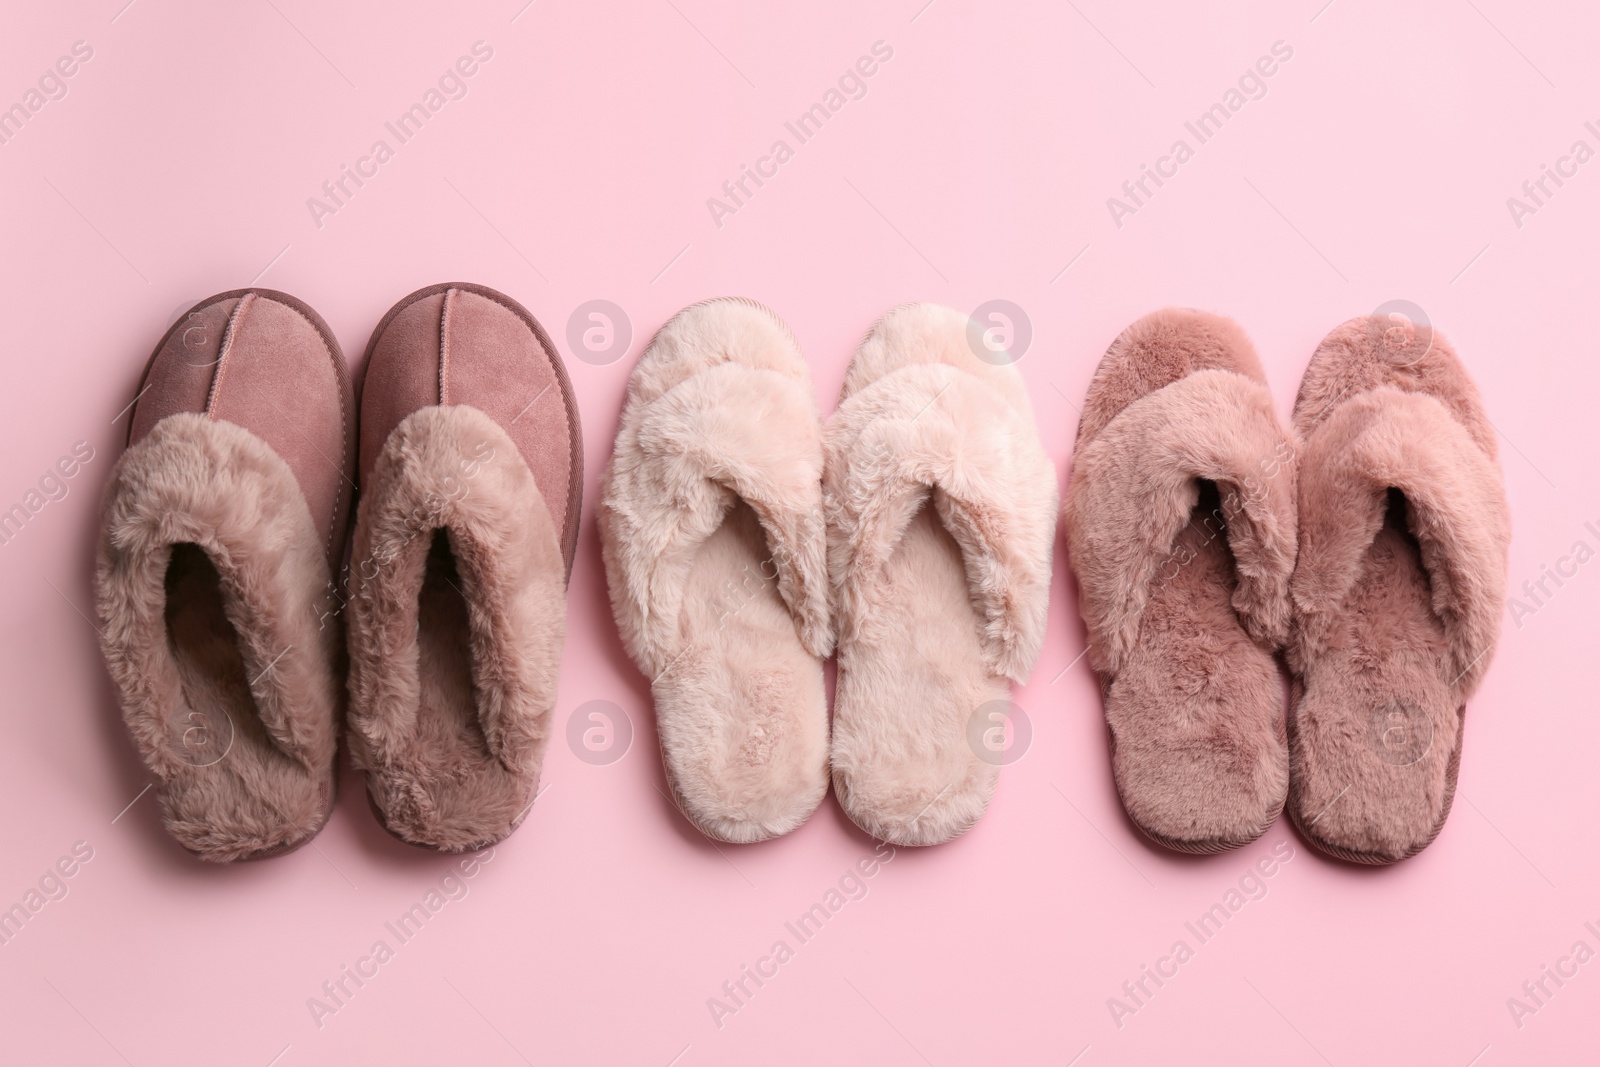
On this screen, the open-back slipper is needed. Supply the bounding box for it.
[825,303,1056,846]
[1287,315,1510,863]
[345,283,581,852]
[600,298,832,844]
[95,289,354,862]
[1063,309,1298,853]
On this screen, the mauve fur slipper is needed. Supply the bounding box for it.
[95,289,353,862]
[599,299,832,844]
[826,303,1056,846]
[1063,309,1298,853]
[345,283,581,852]
[1286,316,1510,864]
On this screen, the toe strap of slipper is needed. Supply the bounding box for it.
[1064,368,1298,675]
[825,363,1058,683]
[1292,386,1510,700]
[600,361,831,676]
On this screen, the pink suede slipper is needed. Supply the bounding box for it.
[1063,309,1298,853]
[345,283,581,852]
[95,289,353,862]
[1286,316,1510,864]
[826,303,1056,846]
[599,298,832,844]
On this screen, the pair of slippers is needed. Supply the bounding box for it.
[95,283,581,861]
[1064,309,1510,864]
[599,300,1058,847]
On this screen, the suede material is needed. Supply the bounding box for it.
[599,298,831,844]
[826,303,1057,846]
[1063,309,1297,853]
[1286,318,1510,864]
[95,414,341,862]
[346,407,567,851]
[129,297,237,446]
[359,292,444,485]
[207,293,351,564]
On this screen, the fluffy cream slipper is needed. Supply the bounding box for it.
[346,283,581,852]
[825,303,1056,846]
[599,298,832,844]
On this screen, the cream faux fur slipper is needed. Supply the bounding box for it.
[95,289,354,862]
[599,299,831,844]
[826,304,1056,846]
[1286,316,1510,864]
[1063,309,1298,854]
[346,283,581,852]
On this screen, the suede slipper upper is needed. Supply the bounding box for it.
[1063,308,1298,854]
[1286,315,1510,864]
[599,298,832,844]
[345,283,581,852]
[95,289,353,862]
[825,303,1056,846]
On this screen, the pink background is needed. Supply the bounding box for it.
[2,1,1597,1063]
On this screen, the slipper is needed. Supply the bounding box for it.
[345,283,581,852]
[825,303,1057,846]
[1062,309,1298,853]
[599,298,831,844]
[1286,315,1510,863]
[94,289,354,862]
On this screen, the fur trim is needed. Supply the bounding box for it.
[346,405,566,852]
[825,357,1058,684]
[599,298,831,844]
[1064,367,1298,675]
[94,413,340,862]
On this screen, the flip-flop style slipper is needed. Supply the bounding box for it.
[825,303,1056,846]
[1063,309,1298,853]
[1286,316,1510,863]
[345,283,582,852]
[95,289,354,862]
[600,299,832,844]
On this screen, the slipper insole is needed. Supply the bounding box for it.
[663,499,827,841]
[1105,481,1287,851]
[1292,488,1458,861]
[833,501,1007,844]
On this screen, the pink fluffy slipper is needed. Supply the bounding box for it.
[345,283,581,852]
[1063,309,1298,853]
[94,289,354,862]
[599,299,832,844]
[1286,316,1510,864]
[825,303,1057,846]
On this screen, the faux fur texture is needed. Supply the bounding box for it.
[827,303,1057,846]
[1063,309,1297,853]
[1287,317,1510,864]
[600,298,831,844]
[345,405,567,852]
[95,413,340,862]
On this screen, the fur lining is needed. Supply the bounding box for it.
[1064,368,1298,675]
[825,361,1058,684]
[345,405,566,851]
[94,413,340,862]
